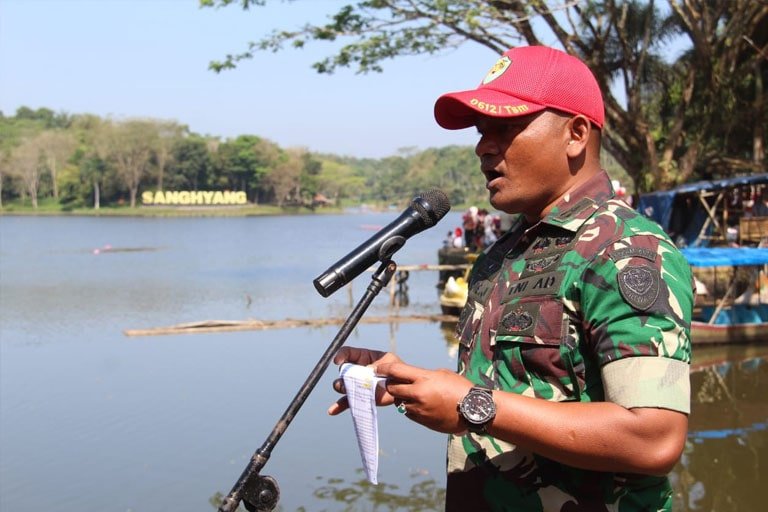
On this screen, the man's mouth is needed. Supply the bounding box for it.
[483,169,503,185]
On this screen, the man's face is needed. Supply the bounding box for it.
[474,111,574,220]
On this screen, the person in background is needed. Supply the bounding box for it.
[462,206,479,250]
[330,45,693,512]
[475,208,488,248]
[482,209,498,247]
[452,227,465,248]
[443,230,455,248]
[754,187,768,217]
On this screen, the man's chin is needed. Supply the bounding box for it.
[489,194,523,215]
[489,193,518,214]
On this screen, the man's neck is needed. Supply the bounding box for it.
[524,166,602,223]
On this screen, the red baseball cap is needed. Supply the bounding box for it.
[434,46,604,129]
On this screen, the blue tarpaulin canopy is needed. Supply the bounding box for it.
[637,173,768,247]
[681,247,768,267]
[638,173,768,229]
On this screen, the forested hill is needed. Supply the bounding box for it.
[0,107,629,212]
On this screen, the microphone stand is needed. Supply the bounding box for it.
[218,260,398,512]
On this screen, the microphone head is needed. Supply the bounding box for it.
[412,189,451,227]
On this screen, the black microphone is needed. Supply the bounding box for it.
[313,189,451,297]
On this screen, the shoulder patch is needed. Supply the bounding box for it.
[610,247,657,263]
[617,265,660,311]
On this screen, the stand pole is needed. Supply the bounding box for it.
[218,260,397,512]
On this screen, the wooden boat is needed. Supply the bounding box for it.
[689,321,767,345]
[636,174,768,344]
[436,246,475,291]
[438,247,768,346]
[683,247,768,345]
[438,252,474,315]
[439,274,469,316]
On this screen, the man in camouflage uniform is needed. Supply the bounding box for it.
[330,46,693,511]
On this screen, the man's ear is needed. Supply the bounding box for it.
[565,115,591,157]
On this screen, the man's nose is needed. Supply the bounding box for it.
[475,135,499,158]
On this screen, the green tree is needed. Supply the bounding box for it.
[153,121,187,191]
[203,0,767,192]
[661,1,767,182]
[102,119,159,207]
[37,130,76,200]
[8,136,46,208]
[314,156,367,202]
[72,114,114,209]
[213,135,280,201]
[261,148,304,206]
[300,150,323,203]
[71,154,110,209]
[168,135,213,190]
[13,106,70,129]
[428,145,486,206]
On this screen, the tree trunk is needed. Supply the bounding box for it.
[93,181,100,210]
[754,59,765,164]
[30,184,38,209]
[48,156,59,199]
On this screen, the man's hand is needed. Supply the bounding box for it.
[375,361,474,434]
[328,347,402,415]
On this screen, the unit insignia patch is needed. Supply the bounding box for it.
[501,308,534,332]
[523,254,560,276]
[498,302,540,337]
[617,265,660,311]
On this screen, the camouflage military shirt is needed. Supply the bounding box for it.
[446,171,693,512]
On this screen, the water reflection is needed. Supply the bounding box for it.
[2,216,765,512]
[209,336,767,512]
[675,344,768,511]
[210,471,445,512]
[311,473,445,512]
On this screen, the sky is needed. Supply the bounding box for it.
[0,0,508,158]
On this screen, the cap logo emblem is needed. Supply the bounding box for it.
[482,56,511,85]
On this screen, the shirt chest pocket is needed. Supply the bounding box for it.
[455,277,494,349]
[455,301,484,349]
[493,298,583,401]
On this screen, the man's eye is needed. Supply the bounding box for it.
[501,122,524,133]
[476,122,525,138]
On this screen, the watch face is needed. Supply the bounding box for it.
[460,389,495,424]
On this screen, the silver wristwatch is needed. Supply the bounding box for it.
[457,386,496,434]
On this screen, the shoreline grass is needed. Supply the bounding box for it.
[0,196,410,217]
[0,200,350,217]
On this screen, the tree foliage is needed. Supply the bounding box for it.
[1,107,501,210]
[202,0,767,192]
[8,136,45,208]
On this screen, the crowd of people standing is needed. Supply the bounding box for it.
[444,206,506,251]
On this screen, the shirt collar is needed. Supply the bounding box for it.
[540,170,616,232]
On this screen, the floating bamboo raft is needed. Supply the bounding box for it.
[124,313,460,337]
[124,263,470,337]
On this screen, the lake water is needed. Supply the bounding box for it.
[1,213,766,512]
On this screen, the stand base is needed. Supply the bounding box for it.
[242,475,279,512]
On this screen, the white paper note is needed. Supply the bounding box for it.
[339,363,386,484]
